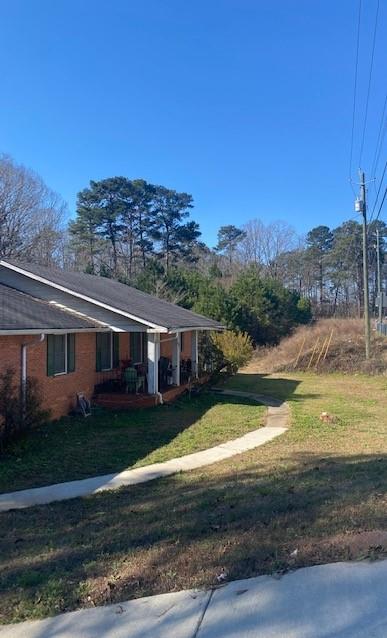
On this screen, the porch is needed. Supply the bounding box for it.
[93,329,208,409]
[94,380,194,409]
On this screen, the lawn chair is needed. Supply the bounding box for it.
[76,392,91,417]
[124,367,144,394]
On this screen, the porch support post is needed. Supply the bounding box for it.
[172,332,181,386]
[147,332,160,395]
[192,330,199,378]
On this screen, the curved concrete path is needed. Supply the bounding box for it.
[0,390,289,512]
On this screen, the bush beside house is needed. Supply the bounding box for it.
[211,330,253,374]
[0,369,49,450]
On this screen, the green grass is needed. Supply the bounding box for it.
[0,391,264,493]
[2,370,387,624]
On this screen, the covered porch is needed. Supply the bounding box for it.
[93,329,207,408]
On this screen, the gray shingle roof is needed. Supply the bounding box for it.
[1,261,223,331]
[0,284,101,332]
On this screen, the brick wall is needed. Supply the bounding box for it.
[0,330,194,421]
[0,332,130,420]
[160,331,192,359]
[180,331,193,359]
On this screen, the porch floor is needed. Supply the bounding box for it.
[93,383,191,410]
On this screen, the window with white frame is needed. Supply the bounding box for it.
[96,332,119,371]
[130,332,147,364]
[47,334,75,376]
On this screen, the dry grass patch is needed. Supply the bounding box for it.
[253,318,387,374]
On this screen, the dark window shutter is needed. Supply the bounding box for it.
[96,333,102,371]
[130,333,135,361]
[113,333,120,368]
[142,333,147,362]
[47,335,55,376]
[130,332,145,363]
[67,334,75,373]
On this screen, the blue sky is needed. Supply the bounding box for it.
[1,0,385,246]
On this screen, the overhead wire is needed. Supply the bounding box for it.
[369,159,387,224]
[373,186,387,224]
[370,91,387,179]
[359,0,380,167]
[348,0,362,193]
[345,0,385,300]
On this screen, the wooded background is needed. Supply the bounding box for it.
[1,155,385,345]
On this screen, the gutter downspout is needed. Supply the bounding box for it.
[21,334,45,419]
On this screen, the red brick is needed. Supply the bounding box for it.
[0,331,193,420]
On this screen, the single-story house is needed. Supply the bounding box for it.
[0,259,223,419]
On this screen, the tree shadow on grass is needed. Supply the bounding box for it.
[2,451,387,623]
[0,391,266,493]
[216,372,315,403]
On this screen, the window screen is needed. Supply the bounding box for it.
[47,334,66,376]
[96,333,112,371]
[130,333,143,363]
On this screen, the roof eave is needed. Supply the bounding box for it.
[0,260,225,334]
[0,260,168,332]
[0,328,108,336]
[164,325,225,333]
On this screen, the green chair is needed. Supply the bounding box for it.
[124,367,143,394]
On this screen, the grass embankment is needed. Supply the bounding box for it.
[255,317,387,374]
[0,392,264,493]
[2,369,387,623]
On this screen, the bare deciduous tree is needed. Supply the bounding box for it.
[0,154,67,265]
[239,219,299,278]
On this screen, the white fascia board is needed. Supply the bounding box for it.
[165,326,224,334]
[48,301,110,327]
[0,328,108,336]
[0,261,167,332]
[159,333,179,344]
[47,301,126,333]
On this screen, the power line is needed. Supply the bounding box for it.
[369,159,387,224]
[372,117,387,186]
[370,91,387,178]
[359,0,380,167]
[374,186,387,224]
[348,0,362,188]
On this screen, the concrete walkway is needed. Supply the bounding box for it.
[2,559,387,637]
[0,390,289,512]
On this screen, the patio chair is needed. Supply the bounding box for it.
[76,392,91,417]
[124,367,144,394]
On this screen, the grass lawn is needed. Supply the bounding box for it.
[0,391,264,494]
[2,369,387,623]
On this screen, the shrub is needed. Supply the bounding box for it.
[198,332,224,374]
[24,377,49,432]
[0,369,20,449]
[0,368,49,451]
[211,330,253,374]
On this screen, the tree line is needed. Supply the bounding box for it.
[1,154,385,343]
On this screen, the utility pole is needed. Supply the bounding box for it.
[376,228,383,326]
[357,170,371,359]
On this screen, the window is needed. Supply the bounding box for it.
[180,332,185,353]
[47,334,75,376]
[96,332,119,371]
[130,332,146,364]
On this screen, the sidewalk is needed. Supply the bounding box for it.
[2,560,387,637]
[0,390,289,512]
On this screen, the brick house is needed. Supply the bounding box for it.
[0,260,223,419]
